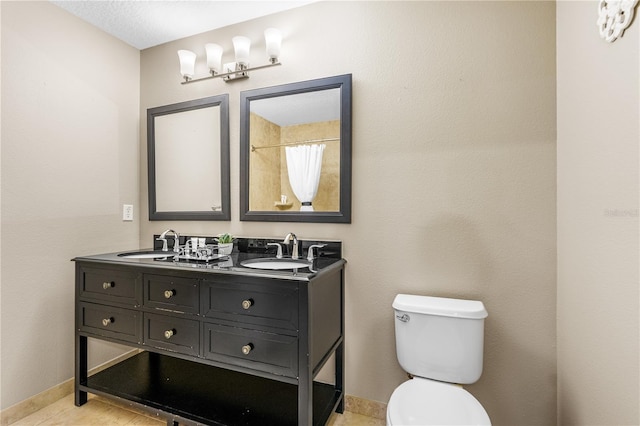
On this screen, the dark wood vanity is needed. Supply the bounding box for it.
[74,242,345,426]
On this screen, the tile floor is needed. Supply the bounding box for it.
[11,394,385,426]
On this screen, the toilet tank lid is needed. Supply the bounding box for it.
[393,294,488,319]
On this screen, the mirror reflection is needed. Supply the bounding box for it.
[240,75,351,223]
[249,89,340,212]
[148,95,230,221]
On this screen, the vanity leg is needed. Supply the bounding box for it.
[335,271,345,414]
[298,371,312,426]
[335,341,345,414]
[75,335,87,406]
[298,286,313,425]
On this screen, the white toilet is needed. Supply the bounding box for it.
[387,294,491,426]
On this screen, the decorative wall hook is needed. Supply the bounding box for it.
[597,0,639,42]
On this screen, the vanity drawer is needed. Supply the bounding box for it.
[80,266,141,306]
[143,313,200,356]
[78,302,141,344]
[204,323,297,378]
[144,274,199,314]
[201,279,298,331]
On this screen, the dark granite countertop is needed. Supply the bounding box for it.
[72,237,345,281]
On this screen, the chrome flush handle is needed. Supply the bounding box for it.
[396,313,410,322]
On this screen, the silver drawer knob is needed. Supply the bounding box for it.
[241,299,253,310]
[241,343,253,355]
[164,290,176,299]
[164,329,175,339]
[102,317,113,326]
[102,281,114,289]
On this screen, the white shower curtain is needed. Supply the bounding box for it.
[285,144,326,211]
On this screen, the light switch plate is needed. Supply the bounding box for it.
[123,204,134,221]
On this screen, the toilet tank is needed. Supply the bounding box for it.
[393,294,488,384]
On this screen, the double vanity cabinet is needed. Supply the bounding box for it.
[74,238,345,426]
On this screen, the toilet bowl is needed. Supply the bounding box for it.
[387,294,491,426]
[386,378,491,426]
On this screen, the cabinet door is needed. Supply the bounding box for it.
[204,322,298,378]
[143,274,199,314]
[78,302,141,344]
[201,278,298,332]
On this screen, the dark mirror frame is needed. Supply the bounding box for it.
[147,94,230,221]
[239,74,352,223]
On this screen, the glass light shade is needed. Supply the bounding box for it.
[264,28,282,61]
[177,50,196,78]
[232,36,251,66]
[205,43,223,73]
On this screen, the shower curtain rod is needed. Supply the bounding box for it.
[251,137,340,152]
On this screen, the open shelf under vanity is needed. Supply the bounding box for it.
[81,351,341,426]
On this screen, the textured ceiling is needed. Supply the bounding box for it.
[50,0,315,50]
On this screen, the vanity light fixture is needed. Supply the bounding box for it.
[178,28,282,84]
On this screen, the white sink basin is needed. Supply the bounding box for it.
[240,258,310,270]
[118,250,177,259]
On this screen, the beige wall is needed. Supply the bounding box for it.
[140,2,557,425]
[557,2,639,425]
[5,1,639,424]
[0,1,140,410]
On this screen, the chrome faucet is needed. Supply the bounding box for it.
[283,233,299,259]
[307,244,327,261]
[157,229,180,252]
[267,242,283,259]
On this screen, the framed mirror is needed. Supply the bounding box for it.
[240,74,352,223]
[148,95,230,220]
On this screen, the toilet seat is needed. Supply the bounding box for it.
[386,377,491,426]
